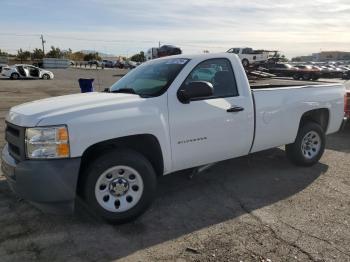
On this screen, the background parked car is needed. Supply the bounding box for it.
[293,65,321,81]
[263,63,298,77]
[263,63,320,81]
[1,64,54,80]
[102,60,115,68]
[88,60,102,67]
[343,70,350,80]
[0,63,8,73]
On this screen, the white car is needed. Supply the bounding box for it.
[1,53,346,223]
[1,64,54,80]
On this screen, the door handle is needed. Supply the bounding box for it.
[227,106,244,113]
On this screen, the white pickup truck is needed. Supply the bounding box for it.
[227,47,275,67]
[1,53,346,223]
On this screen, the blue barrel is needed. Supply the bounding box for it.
[78,78,94,93]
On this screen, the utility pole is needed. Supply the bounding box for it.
[158,41,161,48]
[40,34,46,55]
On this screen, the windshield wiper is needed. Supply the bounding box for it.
[109,88,153,98]
[110,88,137,94]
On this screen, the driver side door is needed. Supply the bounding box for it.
[168,58,253,171]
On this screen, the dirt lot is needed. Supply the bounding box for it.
[0,69,349,261]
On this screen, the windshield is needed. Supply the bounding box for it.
[110,58,190,97]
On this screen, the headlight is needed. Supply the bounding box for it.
[25,126,70,159]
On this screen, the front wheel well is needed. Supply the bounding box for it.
[77,134,164,195]
[299,108,330,132]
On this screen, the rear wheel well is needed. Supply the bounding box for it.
[299,108,329,132]
[77,134,164,195]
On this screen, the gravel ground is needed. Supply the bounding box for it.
[0,69,349,261]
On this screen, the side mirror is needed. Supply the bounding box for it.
[177,81,214,104]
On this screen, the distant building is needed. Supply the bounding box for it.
[312,51,350,61]
[292,51,350,62]
[291,55,313,62]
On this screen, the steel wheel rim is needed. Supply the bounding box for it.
[95,165,144,212]
[301,131,321,159]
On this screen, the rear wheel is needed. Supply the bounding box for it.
[242,59,249,67]
[286,122,325,166]
[10,73,19,80]
[83,149,157,223]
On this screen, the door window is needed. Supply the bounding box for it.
[183,58,238,98]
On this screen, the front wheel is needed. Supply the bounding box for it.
[302,73,311,81]
[286,122,325,166]
[83,149,157,223]
[42,74,50,80]
[10,73,20,80]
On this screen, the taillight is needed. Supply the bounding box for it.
[345,92,350,118]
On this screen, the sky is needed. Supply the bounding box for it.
[0,0,349,58]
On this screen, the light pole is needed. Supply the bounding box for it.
[40,34,46,55]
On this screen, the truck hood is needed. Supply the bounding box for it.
[6,92,144,127]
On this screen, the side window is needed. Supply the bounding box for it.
[184,58,238,98]
[242,48,252,54]
[228,48,240,54]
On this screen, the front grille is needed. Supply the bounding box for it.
[5,122,25,161]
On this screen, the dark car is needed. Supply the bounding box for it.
[88,60,102,67]
[263,63,298,77]
[264,63,320,81]
[102,60,115,68]
[343,70,350,80]
[293,65,321,81]
[157,45,182,58]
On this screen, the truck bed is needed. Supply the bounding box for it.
[250,78,331,90]
[249,82,345,153]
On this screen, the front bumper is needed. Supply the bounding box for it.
[1,144,81,214]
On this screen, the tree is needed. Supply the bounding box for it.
[130,51,146,62]
[291,57,302,62]
[17,48,31,63]
[32,48,44,59]
[61,48,72,59]
[46,46,62,58]
[280,54,289,62]
[71,51,85,61]
[0,49,8,56]
[83,52,101,61]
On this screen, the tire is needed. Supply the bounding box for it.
[242,59,249,67]
[83,149,157,223]
[42,74,50,80]
[302,73,311,81]
[293,73,301,80]
[10,73,20,80]
[311,74,320,81]
[286,122,325,167]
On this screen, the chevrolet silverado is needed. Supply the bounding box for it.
[1,53,347,223]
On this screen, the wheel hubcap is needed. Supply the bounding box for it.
[109,178,129,197]
[95,165,144,212]
[301,131,321,159]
